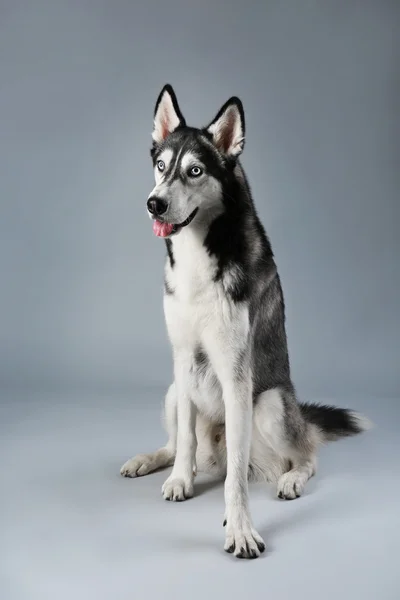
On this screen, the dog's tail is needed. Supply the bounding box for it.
[299,402,373,443]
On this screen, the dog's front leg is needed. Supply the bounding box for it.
[204,321,265,559]
[162,353,197,501]
[221,375,265,558]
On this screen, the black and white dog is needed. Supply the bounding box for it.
[121,85,370,559]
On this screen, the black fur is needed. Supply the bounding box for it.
[165,239,175,268]
[150,84,369,446]
[155,84,186,126]
[299,403,364,439]
[151,84,186,159]
[205,95,246,148]
[193,346,209,379]
[152,119,293,399]
[164,277,174,295]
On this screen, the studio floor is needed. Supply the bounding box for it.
[1,389,399,600]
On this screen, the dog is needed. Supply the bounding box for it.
[121,84,371,559]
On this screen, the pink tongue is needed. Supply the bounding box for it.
[153,220,174,237]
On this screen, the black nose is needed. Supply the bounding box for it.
[147,196,168,216]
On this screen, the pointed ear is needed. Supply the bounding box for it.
[206,97,245,157]
[152,84,186,144]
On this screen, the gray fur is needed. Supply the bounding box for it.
[121,84,372,559]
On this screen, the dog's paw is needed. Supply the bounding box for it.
[120,454,155,478]
[224,522,265,559]
[162,476,193,501]
[277,471,304,500]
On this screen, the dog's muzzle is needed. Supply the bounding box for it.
[150,207,199,238]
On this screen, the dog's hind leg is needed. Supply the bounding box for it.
[275,388,319,500]
[276,456,317,500]
[252,387,318,499]
[120,383,177,477]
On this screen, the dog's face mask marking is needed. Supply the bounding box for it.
[147,84,245,238]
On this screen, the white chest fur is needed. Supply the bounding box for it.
[164,229,220,342]
[164,230,223,422]
[163,229,249,424]
[166,229,218,301]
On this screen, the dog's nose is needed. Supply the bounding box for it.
[147,196,168,216]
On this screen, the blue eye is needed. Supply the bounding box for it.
[188,166,202,177]
[157,160,165,172]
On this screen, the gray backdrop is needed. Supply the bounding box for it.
[0,0,399,398]
[2,3,400,599]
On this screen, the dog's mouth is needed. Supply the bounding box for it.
[152,208,199,238]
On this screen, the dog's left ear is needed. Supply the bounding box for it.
[152,84,186,144]
[206,97,245,157]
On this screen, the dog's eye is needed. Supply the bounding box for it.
[157,160,165,172]
[188,166,203,177]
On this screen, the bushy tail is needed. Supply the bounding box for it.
[299,402,372,442]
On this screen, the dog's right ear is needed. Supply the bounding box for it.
[152,84,186,145]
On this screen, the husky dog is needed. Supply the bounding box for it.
[121,84,371,559]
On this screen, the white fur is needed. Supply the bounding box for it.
[277,459,316,499]
[163,224,263,556]
[153,148,173,185]
[148,153,223,226]
[207,104,244,157]
[152,91,181,144]
[120,383,177,477]
[121,91,368,559]
[349,411,373,433]
[120,448,174,478]
[121,216,300,555]
[120,222,316,556]
[180,152,204,172]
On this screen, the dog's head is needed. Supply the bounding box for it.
[147,84,245,238]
